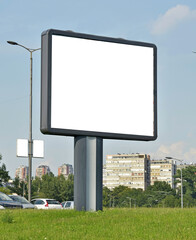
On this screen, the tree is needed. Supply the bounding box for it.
[32,176,43,198]
[103,186,112,207]
[8,177,27,197]
[118,188,146,208]
[0,187,11,194]
[31,173,74,202]
[145,181,176,207]
[147,181,173,192]
[183,194,196,208]
[0,154,10,186]
[112,185,129,207]
[181,166,196,198]
[162,195,179,208]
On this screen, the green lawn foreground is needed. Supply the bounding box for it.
[0,208,196,240]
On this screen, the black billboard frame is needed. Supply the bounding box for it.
[41,29,157,141]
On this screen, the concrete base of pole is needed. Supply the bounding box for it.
[74,136,103,211]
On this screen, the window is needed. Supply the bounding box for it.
[47,200,60,205]
[0,192,13,201]
[64,202,71,207]
[35,200,45,205]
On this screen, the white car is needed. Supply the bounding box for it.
[61,201,74,209]
[31,198,63,209]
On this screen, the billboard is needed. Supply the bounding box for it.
[41,29,157,140]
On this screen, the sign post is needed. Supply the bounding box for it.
[41,29,157,211]
[74,136,103,211]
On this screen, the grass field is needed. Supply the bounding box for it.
[0,208,196,240]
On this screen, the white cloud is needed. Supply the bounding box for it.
[150,141,185,159]
[151,5,196,35]
[150,141,196,163]
[184,148,196,163]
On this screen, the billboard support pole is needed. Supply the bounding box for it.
[74,136,103,211]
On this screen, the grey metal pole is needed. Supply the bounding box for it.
[74,136,103,211]
[7,41,40,202]
[165,156,183,209]
[28,51,33,202]
[180,167,183,208]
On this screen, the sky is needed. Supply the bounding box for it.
[1,0,196,178]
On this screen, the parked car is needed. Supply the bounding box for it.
[0,205,5,210]
[0,192,23,209]
[61,201,74,209]
[9,195,35,209]
[31,198,63,209]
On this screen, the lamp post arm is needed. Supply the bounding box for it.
[15,43,31,52]
[17,44,41,53]
[9,42,41,53]
[31,48,41,52]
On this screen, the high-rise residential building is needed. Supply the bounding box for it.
[15,165,29,182]
[58,164,73,178]
[103,153,151,190]
[150,159,176,188]
[35,165,51,178]
[176,163,194,171]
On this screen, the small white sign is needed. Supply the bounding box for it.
[33,140,44,158]
[16,139,44,158]
[17,139,28,157]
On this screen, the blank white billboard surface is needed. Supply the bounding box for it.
[41,29,157,140]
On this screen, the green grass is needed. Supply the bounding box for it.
[0,208,196,240]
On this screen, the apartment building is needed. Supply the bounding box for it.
[58,164,73,178]
[150,159,176,188]
[15,165,28,182]
[35,165,51,178]
[103,153,150,190]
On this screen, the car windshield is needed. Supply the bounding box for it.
[9,195,29,204]
[0,192,12,201]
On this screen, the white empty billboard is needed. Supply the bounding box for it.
[41,29,157,140]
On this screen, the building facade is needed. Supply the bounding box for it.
[58,164,73,178]
[15,165,29,182]
[103,153,150,190]
[150,159,176,188]
[35,165,51,178]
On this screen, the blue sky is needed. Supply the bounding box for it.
[1,0,196,177]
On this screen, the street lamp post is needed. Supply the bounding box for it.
[126,197,136,208]
[7,41,40,201]
[166,156,183,208]
[126,197,132,208]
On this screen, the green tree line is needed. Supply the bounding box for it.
[0,154,74,202]
[1,153,196,207]
[6,174,74,203]
[103,166,196,208]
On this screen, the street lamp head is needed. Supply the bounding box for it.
[7,41,18,45]
[166,156,183,162]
